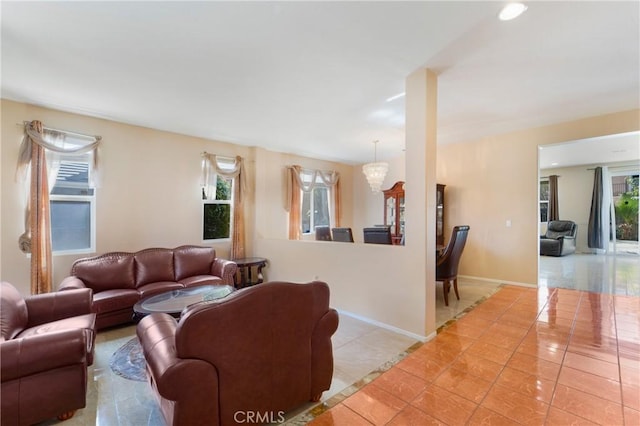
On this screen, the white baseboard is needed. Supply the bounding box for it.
[458,275,537,288]
[336,309,435,342]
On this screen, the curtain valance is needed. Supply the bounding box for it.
[201,153,246,200]
[16,121,102,180]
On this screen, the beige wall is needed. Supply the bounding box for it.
[3,98,638,338]
[437,109,640,285]
[0,100,354,297]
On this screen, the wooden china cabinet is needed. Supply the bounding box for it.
[383,181,445,246]
[383,181,405,245]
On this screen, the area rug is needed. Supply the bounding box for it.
[109,337,147,382]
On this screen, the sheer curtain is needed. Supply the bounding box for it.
[285,165,341,239]
[201,153,246,259]
[15,120,101,294]
[587,166,615,254]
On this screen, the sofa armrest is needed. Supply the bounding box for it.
[1,328,87,382]
[137,313,219,401]
[59,276,88,291]
[211,258,237,286]
[25,288,93,327]
[310,308,339,397]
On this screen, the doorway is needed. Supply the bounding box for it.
[537,132,640,294]
[610,170,639,256]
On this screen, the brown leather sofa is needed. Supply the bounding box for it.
[136,281,339,426]
[59,245,237,329]
[1,281,96,425]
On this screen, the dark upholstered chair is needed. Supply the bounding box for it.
[540,220,577,256]
[1,281,96,425]
[363,227,392,244]
[136,281,339,426]
[315,226,332,241]
[332,227,354,242]
[436,226,470,306]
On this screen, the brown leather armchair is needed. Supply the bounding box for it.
[1,281,96,425]
[136,281,339,426]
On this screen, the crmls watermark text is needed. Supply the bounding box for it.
[233,411,286,424]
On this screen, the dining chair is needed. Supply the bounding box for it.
[363,227,392,244]
[332,227,354,242]
[436,225,470,306]
[315,226,332,241]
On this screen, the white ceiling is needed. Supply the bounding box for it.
[2,1,639,165]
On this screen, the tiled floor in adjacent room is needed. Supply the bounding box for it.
[307,284,640,425]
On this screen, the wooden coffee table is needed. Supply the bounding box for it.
[133,285,234,322]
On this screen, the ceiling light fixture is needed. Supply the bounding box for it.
[499,3,528,21]
[385,92,405,103]
[362,140,389,192]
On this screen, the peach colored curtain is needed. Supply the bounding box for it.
[287,166,302,240]
[19,122,53,294]
[333,178,342,227]
[30,143,52,294]
[201,154,246,259]
[16,121,102,294]
[285,165,341,237]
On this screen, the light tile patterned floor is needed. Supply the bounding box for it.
[307,285,640,425]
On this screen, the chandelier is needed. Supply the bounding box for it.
[362,140,388,192]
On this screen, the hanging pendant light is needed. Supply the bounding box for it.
[362,140,388,192]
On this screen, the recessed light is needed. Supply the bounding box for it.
[385,92,405,103]
[499,3,528,21]
[551,162,559,166]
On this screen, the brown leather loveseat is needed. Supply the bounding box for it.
[60,245,237,329]
[136,280,339,426]
[1,281,96,425]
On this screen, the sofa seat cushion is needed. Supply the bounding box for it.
[93,289,139,315]
[18,313,96,360]
[18,314,95,339]
[137,282,184,298]
[179,275,223,288]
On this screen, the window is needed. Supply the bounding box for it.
[539,178,549,222]
[202,158,234,241]
[301,173,331,234]
[49,151,96,254]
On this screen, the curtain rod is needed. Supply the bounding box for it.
[16,121,100,140]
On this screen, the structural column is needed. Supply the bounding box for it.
[405,68,438,336]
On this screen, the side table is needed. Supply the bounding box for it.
[233,257,268,289]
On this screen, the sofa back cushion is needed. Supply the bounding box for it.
[72,253,135,292]
[0,282,28,340]
[135,248,175,287]
[174,246,215,281]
